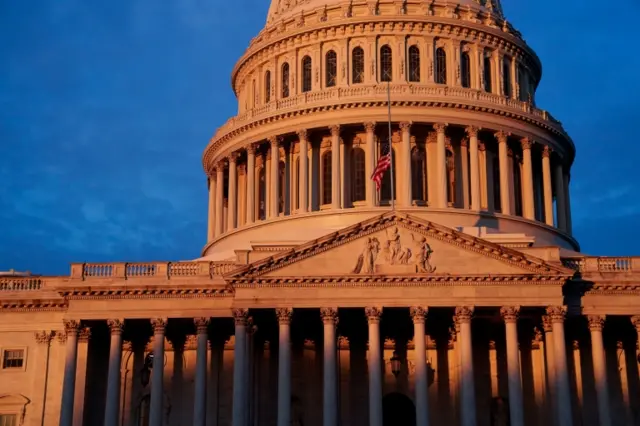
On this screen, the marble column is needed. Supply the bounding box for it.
[366,307,383,426]
[364,122,377,207]
[541,146,554,226]
[496,131,511,215]
[542,316,557,426]
[455,307,476,426]
[246,144,256,224]
[298,130,309,214]
[460,138,470,209]
[34,331,54,426]
[501,307,524,426]
[400,122,412,207]
[215,163,225,236]
[193,318,210,426]
[411,307,430,426]
[330,125,341,209]
[275,308,292,426]
[104,319,124,426]
[521,138,535,220]
[553,162,567,231]
[59,320,81,426]
[269,137,280,219]
[207,175,216,241]
[434,123,448,208]
[73,328,90,426]
[321,308,338,426]
[232,309,248,426]
[631,316,640,382]
[563,173,573,234]
[149,318,167,426]
[466,126,480,211]
[588,315,611,426]
[228,153,238,230]
[546,307,572,426]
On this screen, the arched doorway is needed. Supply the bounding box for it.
[382,392,416,426]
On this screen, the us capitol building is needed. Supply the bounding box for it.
[1,1,639,426]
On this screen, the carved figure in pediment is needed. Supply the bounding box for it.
[412,234,436,273]
[353,237,381,274]
[384,227,412,264]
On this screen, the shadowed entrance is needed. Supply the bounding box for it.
[382,392,416,426]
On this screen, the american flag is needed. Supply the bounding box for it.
[371,137,392,191]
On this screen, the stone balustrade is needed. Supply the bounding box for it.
[0,276,42,291]
[562,256,640,274]
[67,261,237,280]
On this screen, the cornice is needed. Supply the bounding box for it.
[231,276,567,287]
[59,286,234,299]
[0,300,68,312]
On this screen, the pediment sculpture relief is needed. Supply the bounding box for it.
[352,227,436,274]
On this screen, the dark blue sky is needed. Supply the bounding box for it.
[1,1,638,275]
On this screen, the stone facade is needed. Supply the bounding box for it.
[1,1,639,426]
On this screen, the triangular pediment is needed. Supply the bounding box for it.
[225,212,572,282]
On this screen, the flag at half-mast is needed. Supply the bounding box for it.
[371,136,391,191]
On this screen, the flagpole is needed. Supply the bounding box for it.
[387,79,395,211]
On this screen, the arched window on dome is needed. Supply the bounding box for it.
[435,47,447,84]
[483,54,493,93]
[513,155,523,216]
[137,395,150,426]
[502,57,512,98]
[380,45,393,82]
[517,65,528,102]
[326,50,337,88]
[252,79,256,108]
[408,45,420,82]
[281,62,290,98]
[380,141,396,203]
[294,157,300,210]
[446,147,455,205]
[258,165,266,220]
[460,51,471,88]
[351,147,366,202]
[352,47,365,84]
[492,154,501,212]
[411,146,427,203]
[322,151,332,205]
[302,56,312,93]
[278,160,286,214]
[265,70,271,103]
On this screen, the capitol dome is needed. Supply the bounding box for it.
[201,0,576,261]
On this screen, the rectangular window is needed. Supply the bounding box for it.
[2,349,24,369]
[0,414,17,426]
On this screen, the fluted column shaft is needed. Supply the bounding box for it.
[321,308,338,426]
[411,307,430,426]
[232,310,248,426]
[496,131,511,215]
[149,319,167,426]
[547,307,572,426]
[215,165,224,236]
[434,124,448,208]
[460,139,470,209]
[455,307,476,426]
[246,145,256,224]
[563,173,572,234]
[501,307,524,426]
[330,126,341,209]
[554,162,567,231]
[104,320,124,426]
[400,122,412,207]
[298,130,309,214]
[588,316,611,426]
[269,137,280,218]
[466,127,480,211]
[541,147,554,226]
[207,176,216,241]
[59,321,80,426]
[193,318,210,426]
[276,308,292,426]
[228,154,238,230]
[366,307,383,426]
[521,139,535,220]
[365,122,377,207]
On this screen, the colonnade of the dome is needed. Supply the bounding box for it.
[205,121,572,243]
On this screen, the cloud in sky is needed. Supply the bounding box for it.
[0,0,639,274]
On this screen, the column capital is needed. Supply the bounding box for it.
[545,306,567,323]
[194,317,210,334]
[454,306,474,323]
[215,160,226,171]
[320,307,339,324]
[542,315,553,332]
[542,145,552,158]
[399,121,412,131]
[520,137,532,151]
[297,129,308,140]
[363,122,376,132]
[500,306,520,323]
[228,151,240,163]
[533,327,543,343]
[507,148,514,158]
[587,315,606,331]
[232,308,249,326]
[80,329,94,343]
[410,306,428,324]
[478,142,486,152]
[465,125,480,137]
[495,130,510,143]
[631,316,640,331]
[460,137,469,148]
[329,124,341,136]
[365,306,383,323]
[276,307,293,324]
[34,331,55,345]
[268,135,280,146]
[150,318,167,333]
[246,143,257,155]
[433,123,448,134]
[107,319,124,335]
[63,320,81,336]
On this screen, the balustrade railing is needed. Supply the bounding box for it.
[70,261,238,280]
[0,277,43,291]
[562,256,638,274]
